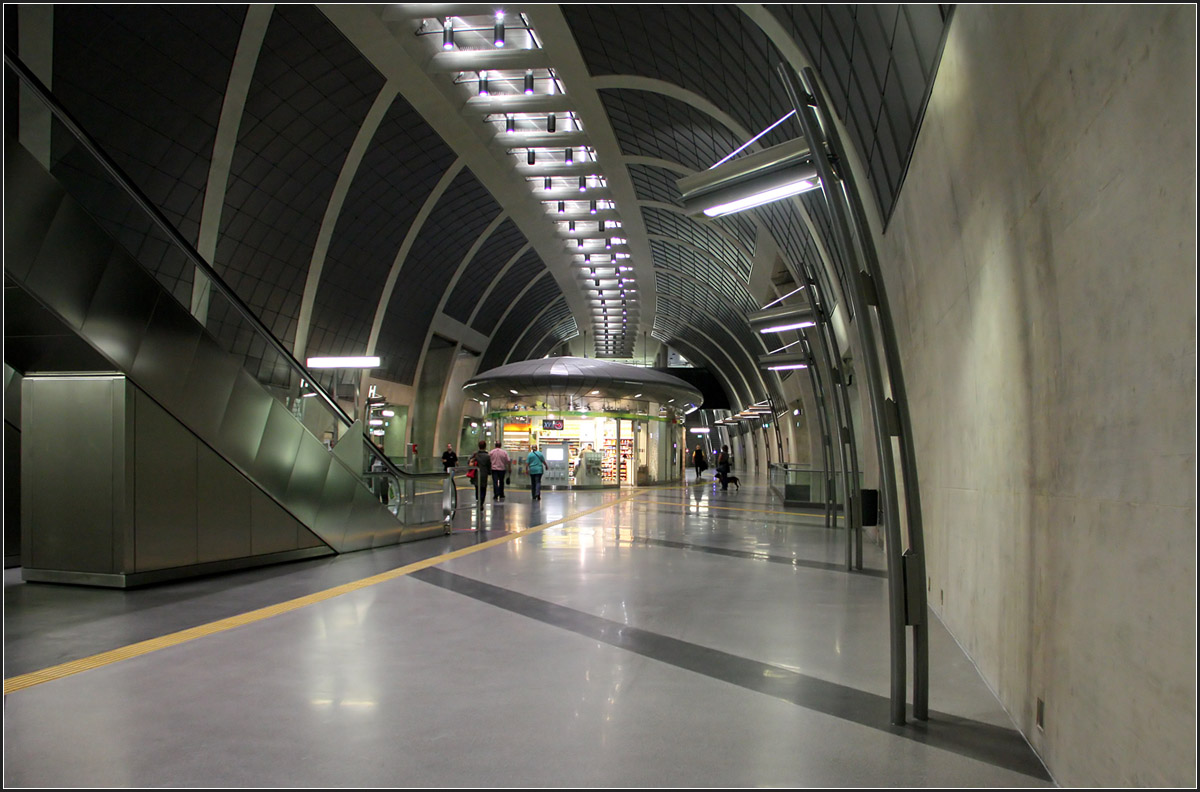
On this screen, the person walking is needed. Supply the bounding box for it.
[441,443,458,473]
[472,440,492,504]
[489,441,511,502]
[692,444,708,482]
[716,444,732,490]
[527,444,547,501]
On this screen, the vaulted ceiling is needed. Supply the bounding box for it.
[26,4,952,409]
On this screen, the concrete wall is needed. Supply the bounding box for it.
[874,6,1195,786]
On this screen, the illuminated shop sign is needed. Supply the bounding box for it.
[543,419,565,430]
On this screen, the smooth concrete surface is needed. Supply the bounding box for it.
[4,475,1052,787]
[873,5,1195,787]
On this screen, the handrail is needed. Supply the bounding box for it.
[5,47,413,486]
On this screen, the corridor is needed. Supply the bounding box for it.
[4,474,1051,787]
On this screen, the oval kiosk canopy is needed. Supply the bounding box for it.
[463,357,702,411]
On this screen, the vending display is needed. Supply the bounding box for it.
[619,437,634,484]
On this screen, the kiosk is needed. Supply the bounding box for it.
[462,357,701,490]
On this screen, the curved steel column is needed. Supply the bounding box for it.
[782,64,922,724]
[800,66,930,720]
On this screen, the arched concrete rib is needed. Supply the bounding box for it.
[366,158,466,356]
[661,331,754,411]
[588,74,754,143]
[643,215,757,280]
[293,81,399,361]
[519,312,579,365]
[465,242,532,330]
[320,5,592,349]
[191,4,274,322]
[594,72,844,319]
[652,289,765,405]
[620,155,693,177]
[412,210,511,392]
[653,282,786,411]
[485,269,558,357]
[648,235,758,319]
[502,296,567,366]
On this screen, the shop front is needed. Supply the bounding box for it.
[462,357,699,490]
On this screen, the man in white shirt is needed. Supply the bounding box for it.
[488,442,511,502]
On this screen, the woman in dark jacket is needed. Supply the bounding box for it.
[692,445,708,482]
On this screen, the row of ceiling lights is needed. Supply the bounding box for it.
[418,10,637,357]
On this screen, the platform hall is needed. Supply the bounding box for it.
[3,4,1195,788]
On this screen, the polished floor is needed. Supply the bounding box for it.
[3,472,1054,787]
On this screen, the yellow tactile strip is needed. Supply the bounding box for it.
[3,492,642,696]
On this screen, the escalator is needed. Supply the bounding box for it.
[4,51,455,587]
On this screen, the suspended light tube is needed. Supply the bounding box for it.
[306,356,381,369]
[759,320,816,334]
[493,12,505,47]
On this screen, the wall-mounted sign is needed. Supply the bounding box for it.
[543,419,565,430]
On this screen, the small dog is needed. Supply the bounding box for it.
[720,475,740,491]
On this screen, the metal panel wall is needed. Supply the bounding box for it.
[196,439,252,563]
[6,139,424,584]
[20,375,125,575]
[133,386,198,571]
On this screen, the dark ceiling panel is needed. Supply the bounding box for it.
[51,6,244,243]
[443,218,529,325]
[768,4,953,223]
[214,4,385,353]
[642,206,753,281]
[649,238,755,317]
[510,297,574,363]
[601,88,742,173]
[470,248,547,336]
[563,6,793,153]
[479,273,563,371]
[375,168,502,384]
[307,94,459,359]
[627,163,684,207]
[48,6,245,311]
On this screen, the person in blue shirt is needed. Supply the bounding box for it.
[526,444,547,501]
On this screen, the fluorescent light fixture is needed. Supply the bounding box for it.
[689,427,711,434]
[768,363,809,371]
[677,138,819,218]
[704,178,818,216]
[382,409,395,417]
[306,356,380,368]
[369,419,384,426]
[510,389,519,394]
[759,321,816,333]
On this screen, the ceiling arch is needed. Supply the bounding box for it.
[26,4,952,412]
